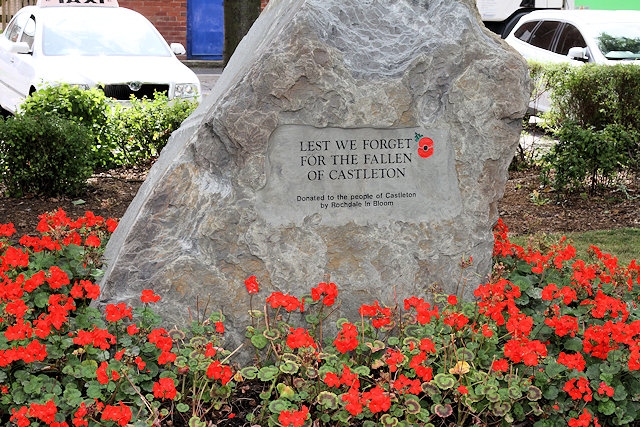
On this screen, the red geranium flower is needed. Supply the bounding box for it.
[311,281,338,306]
[278,405,309,427]
[286,327,316,350]
[101,402,132,427]
[153,377,177,400]
[105,302,133,323]
[28,400,58,424]
[206,360,233,384]
[334,322,359,353]
[244,275,259,294]
[140,289,161,304]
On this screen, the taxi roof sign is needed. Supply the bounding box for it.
[37,0,119,6]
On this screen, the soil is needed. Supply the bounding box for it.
[1,164,639,238]
[500,168,640,235]
[0,167,148,237]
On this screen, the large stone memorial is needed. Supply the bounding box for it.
[99,0,530,353]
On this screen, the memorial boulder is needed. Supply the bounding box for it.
[99,0,530,355]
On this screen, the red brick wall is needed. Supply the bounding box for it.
[118,0,187,50]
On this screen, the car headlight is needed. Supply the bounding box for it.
[174,83,199,99]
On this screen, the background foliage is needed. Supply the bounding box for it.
[0,114,94,197]
[0,85,197,198]
[527,62,640,195]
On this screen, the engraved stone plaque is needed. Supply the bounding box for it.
[257,125,461,225]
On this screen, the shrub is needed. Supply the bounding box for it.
[529,62,640,194]
[545,63,640,132]
[16,85,197,170]
[18,84,113,168]
[0,115,95,197]
[541,122,639,195]
[105,92,197,166]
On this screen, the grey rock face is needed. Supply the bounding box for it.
[99,0,529,359]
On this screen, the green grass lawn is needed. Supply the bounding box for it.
[511,227,640,267]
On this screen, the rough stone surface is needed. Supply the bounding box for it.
[99,0,530,360]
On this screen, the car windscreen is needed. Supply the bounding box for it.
[589,23,640,61]
[41,9,171,57]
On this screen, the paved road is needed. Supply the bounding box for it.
[192,67,222,97]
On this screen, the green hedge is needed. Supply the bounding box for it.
[0,114,95,197]
[0,84,198,197]
[529,62,640,195]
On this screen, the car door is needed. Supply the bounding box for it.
[0,10,37,113]
[512,19,565,63]
[553,22,590,61]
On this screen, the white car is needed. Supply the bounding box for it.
[505,9,640,113]
[0,0,201,114]
[505,9,640,64]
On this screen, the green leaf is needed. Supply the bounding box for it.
[613,384,629,402]
[563,338,582,352]
[598,399,616,416]
[279,361,299,375]
[545,361,566,378]
[86,382,104,399]
[257,366,279,382]
[543,385,559,400]
[317,391,339,410]
[268,399,290,414]
[33,291,50,308]
[240,366,259,380]
[434,374,455,390]
[63,387,84,407]
[352,365,370,377]
[250,334,268,350]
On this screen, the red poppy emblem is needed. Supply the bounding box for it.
[415,133,434,159]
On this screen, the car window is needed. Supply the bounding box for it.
[555,24,586,56]
[529,20,562,51]
[4,11,29,43]
[514,21,539,43]
[20,16,36,50]
[590,23,640,60]
[41,9,171,57]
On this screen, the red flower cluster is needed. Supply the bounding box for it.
[244,275,259,294]
[311,281,338,306]
[384,348,405,372]
[105,302,133,323]
[147,327,176,364]
[286,327,317,350]
[266,291,304,312]
[563,376,593,402]
[359,301,392,328]
[333,322,359,353]
[392,373,421,395]
[153,377,178,400]
[403,296,439,324]
[558,352,586,372]
[140,289,161,303]
[569,408,601,427]
[206,360,234,385]
[278,405,309,427]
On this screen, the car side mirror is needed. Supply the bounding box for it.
[10,42,31,54]
[170,43,186,56]
[568,46,589,62]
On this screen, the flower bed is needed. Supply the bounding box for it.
[0,212,639,426]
